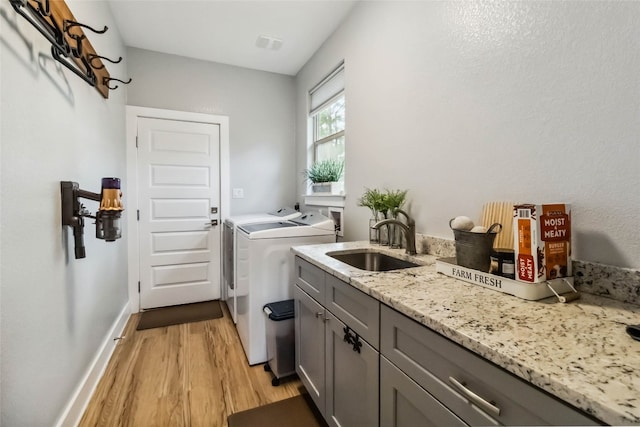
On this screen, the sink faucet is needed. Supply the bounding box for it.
[372,210,417,255]
[394,209,412,228]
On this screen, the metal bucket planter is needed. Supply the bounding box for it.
[450,220,502,272]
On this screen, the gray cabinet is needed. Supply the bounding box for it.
[294,256,379,427]
[325,310,379,427]
[380,356,466,427]
[325,274,380,348]
[294,285,325,410]
[295,257,326,302]
[380,305,600,426]
[296,256,602,427]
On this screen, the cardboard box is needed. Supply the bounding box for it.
[514,204,572,283]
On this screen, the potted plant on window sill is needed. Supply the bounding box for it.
[304,159,344,195]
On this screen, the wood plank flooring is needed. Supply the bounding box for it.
[80,302,303,427]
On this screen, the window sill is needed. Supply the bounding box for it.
[303,194,346,207]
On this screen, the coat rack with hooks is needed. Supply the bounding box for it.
[9,0,131,98]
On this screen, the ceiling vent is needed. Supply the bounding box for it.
[256,35,283,51]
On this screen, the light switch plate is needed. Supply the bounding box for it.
[232,188,244,199]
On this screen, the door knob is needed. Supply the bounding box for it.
[204,220,218,229]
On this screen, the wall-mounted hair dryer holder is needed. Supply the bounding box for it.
[61,178,123,259]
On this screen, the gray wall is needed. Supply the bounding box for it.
[0,1,128,425]
[126,47,297,215]
[296,1,640,269]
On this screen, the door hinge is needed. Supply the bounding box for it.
[137,209,140,221]
[138,281,140,293]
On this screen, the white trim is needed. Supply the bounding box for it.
[125,106,230,313]
[303,194,346,207]
[54,303,130,427]
[328,206,344,237]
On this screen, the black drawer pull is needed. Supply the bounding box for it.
[343,326,353,344]
[449,376,501,417]
[352,334,362,353]
[343,326,362,353]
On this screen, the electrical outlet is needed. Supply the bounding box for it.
[232,188,244,199]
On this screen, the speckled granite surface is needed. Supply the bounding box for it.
[292,241,640,426]
[574,260,640,306]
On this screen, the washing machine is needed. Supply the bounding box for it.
[223,207,301,323]
[235,212,336,365]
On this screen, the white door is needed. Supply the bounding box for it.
[137,117,221,309]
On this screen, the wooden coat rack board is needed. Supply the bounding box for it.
[10,0,131,99]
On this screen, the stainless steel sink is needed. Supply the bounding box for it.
[327,250,420,271]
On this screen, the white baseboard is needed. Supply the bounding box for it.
[54,303,131,427]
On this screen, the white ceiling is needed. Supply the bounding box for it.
[108,1,357,76]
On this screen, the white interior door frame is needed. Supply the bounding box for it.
[126,106,230,313]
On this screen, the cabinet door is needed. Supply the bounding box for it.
[294,285,326,416]
[325,311,379,427]
[325,274,380,349]
[381,356,467,427]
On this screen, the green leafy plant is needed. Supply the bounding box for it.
[383,189,408,217]
[304,159,344,184]
[359,188,409,219]
[358,188,386,218]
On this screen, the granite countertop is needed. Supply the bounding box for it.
[291,241,640,426]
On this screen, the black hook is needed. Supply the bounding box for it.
[9,0,69,55]
[87,54,122,70]
[63,20,108,35]
[34,0,50,17]
[103,77,132,90]
[51,44,96,87]
[63,20,89,58]
[70,34,85,58]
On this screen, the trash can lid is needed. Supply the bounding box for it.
[263,299,294,321]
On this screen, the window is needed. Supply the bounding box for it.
[313,95,345,165]
[309,63,345,178]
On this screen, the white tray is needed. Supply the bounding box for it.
[435,257,575,301]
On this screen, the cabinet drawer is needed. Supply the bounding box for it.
[381,356,467,427]
[326,274,380,349]
[295,257,325,304]
[381,305,600,426]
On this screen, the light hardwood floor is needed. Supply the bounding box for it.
[80,302,303,426]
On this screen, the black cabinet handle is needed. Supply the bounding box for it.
[352,333,362,353]
[342,326,362,353]
[343,326,353,345]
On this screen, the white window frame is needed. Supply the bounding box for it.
[305,62,346,209]
[309,61,345,161]
[311,94,345,164]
